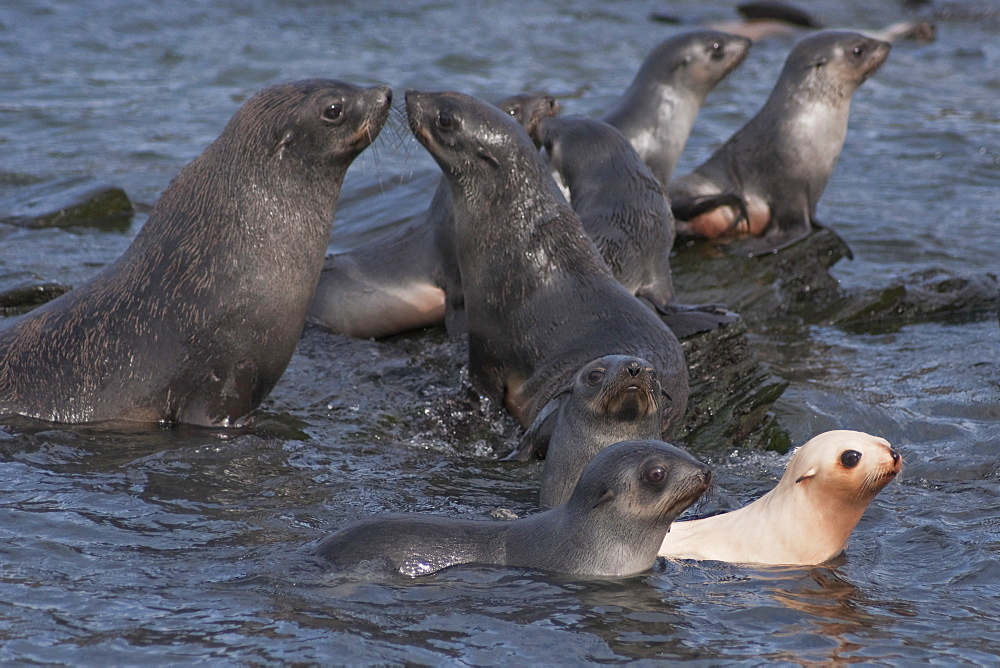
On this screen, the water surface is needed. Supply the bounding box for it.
[1,0,998,664]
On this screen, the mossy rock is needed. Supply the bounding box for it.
[1,177,134,229]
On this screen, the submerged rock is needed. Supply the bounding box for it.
[835,268,999,334]
[1,177,134,229]
[672,228,997,332]
[0,274,71,317]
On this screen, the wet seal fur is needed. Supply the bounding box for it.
[507,356,671,509]
[0,79,391,427]
[659,430,903,565]
[308,94,559,339]
[314,439,711,578]
[668,31,891,255]
[538,115,737,338]
[604,30,752,185]
[405,89,690,443]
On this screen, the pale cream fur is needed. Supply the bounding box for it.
[660,430,902,565]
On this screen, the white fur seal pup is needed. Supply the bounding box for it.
[659,430,902,565]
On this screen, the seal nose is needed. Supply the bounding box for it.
[626,361,641,377]
[889,447,901,464]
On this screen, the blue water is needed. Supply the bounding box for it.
[1,0,999,664]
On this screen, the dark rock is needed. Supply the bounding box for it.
[679,318,791,452]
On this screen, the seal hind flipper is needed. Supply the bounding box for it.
[671,192,750,239]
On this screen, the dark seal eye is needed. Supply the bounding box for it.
[644,465,667,486]
[840,449,862,468]
[852,45,865,57]
[586,367,606,386]
[437,110,455,130]
[321,103,344,123]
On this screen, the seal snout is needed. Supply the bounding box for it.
[626,361,642,378]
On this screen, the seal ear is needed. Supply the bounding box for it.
[795,468,817,483]
[476,144,500,167]
[275,130,295,158]
[592,488,616,509]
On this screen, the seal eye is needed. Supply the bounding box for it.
[437,110,455,131]
[322,103,344,123]
[586,368,606,386]
[644,465,667,486]
[840,449,862,469]
[852,45,865,57]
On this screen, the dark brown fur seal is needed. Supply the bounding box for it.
[669,31,891,255]
[307,94,558,339]
[603,30,752,184]
[0,79,391,426]
[507,355,671,509]
[405,89,689,443]
[314,439,711,578]
[538,115,737,338]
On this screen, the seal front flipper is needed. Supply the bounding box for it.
[501,388,570,461]
[656,302,740,339]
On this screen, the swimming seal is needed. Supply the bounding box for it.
[0,79,391,426]
[538,114,737,338]
[668,31,891,255]
[405,89,689,442]
[308,94,558,339]
[506,355,671,509]
[315,439,711,578]
[659,430,903,565]
[603,30,752,184]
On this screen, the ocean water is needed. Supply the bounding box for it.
[1,0,998,664]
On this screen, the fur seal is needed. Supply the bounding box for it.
[315,439,711,578]
[603,30,752,185]
[308,94,558,339]
[0,79,391,426]
[659,430,903,565]
[538,114,737,338]
[506,355,671,509]
[405,89,689,442]
[668,31,891,255]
